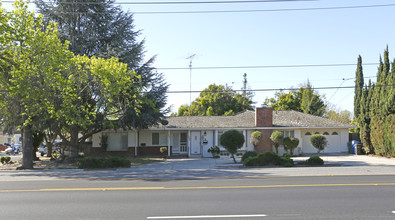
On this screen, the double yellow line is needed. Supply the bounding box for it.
[1,182,395,193]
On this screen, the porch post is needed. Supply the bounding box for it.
[168,130,171,157]
[243,130,247,150]
[188,130,191,157]
[214,130,218,146]
[135,130,139,156]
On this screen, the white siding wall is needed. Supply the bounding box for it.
[202,130,215,157]
[92,132,101,148]
[128,131,137,147]
[245,130,255,151]
[301,129,349,153]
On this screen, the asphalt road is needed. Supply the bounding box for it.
[1,175,395,219]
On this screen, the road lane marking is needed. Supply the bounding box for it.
[1,173,395,182]
[147,214,267,219]
[1,183,395,193]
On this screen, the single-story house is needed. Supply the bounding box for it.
[90,107,354,157]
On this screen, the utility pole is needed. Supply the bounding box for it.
[243,73,247,96]
[186,54,196,115]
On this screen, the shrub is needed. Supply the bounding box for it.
[241,151,258,162]
[208,146,220,155]
[0,156,11,164]
[306,156,324,166]
[160,147,168,154]
[270,131,283,154]
[309,134,328,154]
[77,157,131,169]
[220,130,245,163]
[160,147,168,158]
[250,131,262,150]
[283,137,299,155]
[280,156,294,167]
[243,151,293,167]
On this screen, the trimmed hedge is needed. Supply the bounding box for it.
[243,151,294,167]
[77,156,131,169]
[241,151,258,162]
[306,156,324,166]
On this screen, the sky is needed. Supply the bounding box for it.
[2,0,395,116]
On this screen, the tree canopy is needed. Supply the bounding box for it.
[263,81,326,117]
[325,109,352,124]
[174,84,253,116]
[0,1,166,168]
[33,0,169,156]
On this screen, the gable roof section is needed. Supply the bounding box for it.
[273,110,353,128]
[161,111,255,129]
[156,110,354,129]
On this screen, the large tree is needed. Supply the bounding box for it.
[35,0,169,156]
[263,81,326,116]
[0,1,75,168]
[175,84,253,116]
[325,109,352,124]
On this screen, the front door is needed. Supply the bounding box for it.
[172,133,180,153]
[190,131,201,155]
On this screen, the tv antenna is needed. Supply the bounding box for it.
[186,54,196,114]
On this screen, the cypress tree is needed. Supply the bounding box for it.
[358,82,372,153]
[354,55,364,119]
[370,48,395,156]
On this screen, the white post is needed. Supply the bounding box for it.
[188,130,191,157]
[243,130,247,150]
[135,131,139,157]
[168,130,171,157]
[214,130,218,146]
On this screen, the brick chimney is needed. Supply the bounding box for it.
[254,107,273,153]
[255,107,273,127]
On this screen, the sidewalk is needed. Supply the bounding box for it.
[1,154,395,182]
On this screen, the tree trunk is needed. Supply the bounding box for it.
[69,127,79,158]
[231,153,237,163]
[18,125,33,169]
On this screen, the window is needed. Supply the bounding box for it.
[314,132,320,134]
[332,132,338,135]
[323,132,329,135]
[152,132,167,145]
[106,132,128,151]
[152,133,159,145]
[283,130,295,138]
[180,133,187,143]
[305,132,311,135]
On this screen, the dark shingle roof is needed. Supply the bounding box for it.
[161,111,255,129]
[273,110,353,128]
[157,110,354,129]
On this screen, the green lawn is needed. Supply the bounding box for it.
[130,158,165,166]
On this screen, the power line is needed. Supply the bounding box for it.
[156,63,380,70]
[4,2,395,15]
[2,0,313,4]
[166,84,395,94]
[131,3,395,14]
